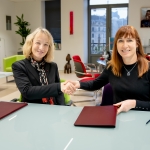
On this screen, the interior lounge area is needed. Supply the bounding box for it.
[0,0,150,103]
[0,0,150,149]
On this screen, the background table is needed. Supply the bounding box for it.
[97,59,106,73]
[0,72,13,82]
[0,103,150,150]
[143,45,150,53]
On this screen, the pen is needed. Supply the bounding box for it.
[146,120,150,125]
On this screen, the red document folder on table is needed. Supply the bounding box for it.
[74,106,117,128]
[0,101,28,119]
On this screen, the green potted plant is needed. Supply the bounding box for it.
[14,14,31,46]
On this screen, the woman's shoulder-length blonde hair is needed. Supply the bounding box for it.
[23,27,54,63]
[108,25,149,77]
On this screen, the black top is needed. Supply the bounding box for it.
[141,19,150,27]
[80,62,150,111]
[12,59,65,105]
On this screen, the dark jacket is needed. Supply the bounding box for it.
[12,58,65,105]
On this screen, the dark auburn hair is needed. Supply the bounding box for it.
[108,25,148,77]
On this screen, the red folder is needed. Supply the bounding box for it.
[0,101,28,119]
[74,106,117,128]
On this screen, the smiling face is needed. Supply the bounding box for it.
[31,32,49,62]
[117,36,138,64]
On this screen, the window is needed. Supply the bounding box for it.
[88,1,128,63]
[90,0,129,5]
[45,0,61,50]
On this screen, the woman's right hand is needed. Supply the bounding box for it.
[64,80,80,89]
[61,80,80,95]
[60,81,76,95]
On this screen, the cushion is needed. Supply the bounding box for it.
[3,55,25,72]
[64,93,70,104]
[60,79,71,104]
[5,67,12,72]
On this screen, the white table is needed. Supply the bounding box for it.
[0,72,13,82]
[97,59,106,73]
[143,45,150,53]
[0,103,150,150]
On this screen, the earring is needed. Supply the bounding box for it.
[136,47,139,52]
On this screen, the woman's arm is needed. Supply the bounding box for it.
[134,100,150,111]
[114,100,136,114]
[114,99,150,115]
[80,67,109,91]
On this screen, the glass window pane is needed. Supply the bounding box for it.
[111,7,128,37]
[91,8,106,54]
[90,0,128,5]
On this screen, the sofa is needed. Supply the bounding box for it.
[3,55,25,72]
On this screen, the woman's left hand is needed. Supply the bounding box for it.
[114,100,136,115]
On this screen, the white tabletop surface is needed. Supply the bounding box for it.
[0,103,150,150]
[97,59,106,66]
[0,72,13,78]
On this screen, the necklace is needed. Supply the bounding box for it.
[123,62,137,76]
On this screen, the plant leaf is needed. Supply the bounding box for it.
[14,14,31,46]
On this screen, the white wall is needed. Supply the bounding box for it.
[129,0,150,52]
[0,0,45,71]
[0,0,16,71]
[1,0,150,71]
[13,0,88,70]
[14,1,45,49]
[55,0,88,70]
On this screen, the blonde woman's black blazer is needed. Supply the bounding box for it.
[12,58,65,105]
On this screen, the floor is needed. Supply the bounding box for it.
[0,71,102,107]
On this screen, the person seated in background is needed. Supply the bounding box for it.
[141,10,150,27]
[12,27,75,105]
[65,25,150,114]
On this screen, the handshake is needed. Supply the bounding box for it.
[60,80,80,95]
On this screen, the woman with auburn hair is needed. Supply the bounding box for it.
[66,25,150,114]
[12,27,75,105]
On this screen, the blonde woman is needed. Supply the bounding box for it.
[12,27,75,105]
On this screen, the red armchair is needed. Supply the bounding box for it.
[72,56,100,79]
[72,55,98,73]
[71,56,101,105]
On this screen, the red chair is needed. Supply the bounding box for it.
[145,54,150,61]
[72,57,100,79]
[72,55,82,61]
[72,55,98,73]
[72,56,101,106]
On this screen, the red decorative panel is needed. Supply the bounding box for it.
[70,11,73,34]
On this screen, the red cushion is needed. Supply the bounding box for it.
[80,77,95,82]
[94,73,100,78]
[72,55,81,61]
[100,57,105,60]
[146,55,150,61]
[74,59,87,74]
